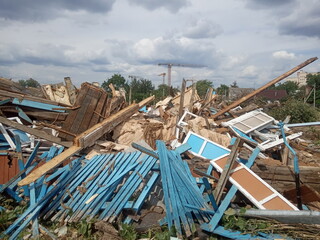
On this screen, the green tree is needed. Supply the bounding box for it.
[268,99,319,123]
[18,78,41,88]
[230,81,239,88]
[129,77,154,102]
[196,80,214,99]
[306,73,320,88]
[273,81,300,96]
[306,73,320,106]
[152,84,179,102]
[217,84,229,96]
[101,74,129,94]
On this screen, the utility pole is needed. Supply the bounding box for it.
[158,73,166,99]
[128,75,140,104]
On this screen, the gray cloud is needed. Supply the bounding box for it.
[243,0,320,38]
[132,37,223,68]
[183,19,223,39]
[0,43,110,68]
[0,0,115,21]
[279,2,320,38]
[129,0,189,13]
[244,0,296,9]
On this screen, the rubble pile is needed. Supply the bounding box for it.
[1,57,320,240]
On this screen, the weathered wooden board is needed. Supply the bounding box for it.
[60,83,107,140]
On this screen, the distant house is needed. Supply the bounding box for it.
[256,89,288,101]
[229,87,255,101]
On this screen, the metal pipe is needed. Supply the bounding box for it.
[235,209,320,224]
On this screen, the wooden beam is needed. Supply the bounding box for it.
[138,95,155,108]
[213,137,242,204]
[212,57,318,119]
[1,107,68,121]
[0,116,72,147]
[18,145,81,186]
[178,79,186,119]
[75,103,140,148]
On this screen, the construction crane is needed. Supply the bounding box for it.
[158,63,206,87]
[158,72,166,85]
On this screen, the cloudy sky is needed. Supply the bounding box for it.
[1,0,320,88]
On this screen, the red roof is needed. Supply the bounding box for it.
[256,89,288,100]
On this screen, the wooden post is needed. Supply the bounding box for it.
[178,79,186,119]
[281,139,290,166]
[212,57,318,119]
[188,82,197,112]
[129,86,132,105]
[214,137,242,204]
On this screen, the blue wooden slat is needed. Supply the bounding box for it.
[69,152,138,221]
[132,172,159,212]
[49,154,114,221]
[4,188,23,202]
[30,183,40,238]
[5,161,82,238]
[25,141,41,168]
[0,98,11,105]
[174,143,191,154]
[99,154,154,220]
[16,107,33,124]
[59,153,125,221]
[156,141,178,233]
[12,98,66,112]
[14,135,30,197]
[100,154,157,222]
[202,177,218,210]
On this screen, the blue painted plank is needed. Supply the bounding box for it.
[14,135,30,197]
[24,141,41,168]
[16,107,33,124]
[5,161,82,237]
[174,143,191,154]
[12,98,65,112]
[202,177,218,210]
[4,188,23,202]
[99,154,157,223]
[0,98,11,105]
[69,152,138,221]
[60,153,131,221]
[132,172,159,212]
[49,154,115,221]
[156,141,179,234]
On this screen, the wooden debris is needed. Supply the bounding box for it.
[211,57,318,119]
[59,83,108,140]
[0,116,72,147]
